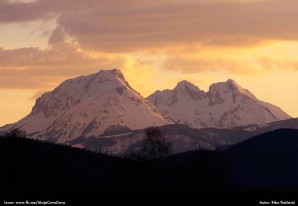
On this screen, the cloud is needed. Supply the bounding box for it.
[1,0,297,90]
[1,0,298,52]
[258,58,298,71]
[163,56,260,74]
[162,54,298,75]
[48,26,65,46]
[0,41,125,89]
[0,45,121,70]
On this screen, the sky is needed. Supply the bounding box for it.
[0,0,298,126]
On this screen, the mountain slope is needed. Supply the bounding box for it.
[1,69,172,142]
[147,79,291,128]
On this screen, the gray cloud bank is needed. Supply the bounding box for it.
[0,0,298,52]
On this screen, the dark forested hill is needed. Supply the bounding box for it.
[225,129,298,191]
[0,135,226,196]
[1,129,298,203]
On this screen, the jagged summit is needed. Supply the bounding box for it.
[227,78,236,84]
[175,80,199,90]
[95,68,126,83]
[208,79,257,100]
[210,79,243,92]
[225,79,242,90]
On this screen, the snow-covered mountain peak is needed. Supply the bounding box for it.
[226,79,245,91]
[46,69,136,103]
[210,79,240,92]
[172,80,207,101]
[2,69,172,142]
[175,80,201,92]
[147,79,291,128]
[96,68,126,83]
[30,69,134,117]
[110,68,126,81]
[208,79,256,99]
[227,78,236,84]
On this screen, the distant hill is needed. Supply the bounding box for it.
[225,129,298,191]
[66,118,298,156]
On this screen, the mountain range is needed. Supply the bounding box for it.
[0,69,294,154]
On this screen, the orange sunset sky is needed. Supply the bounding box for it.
[0,0,298,126]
